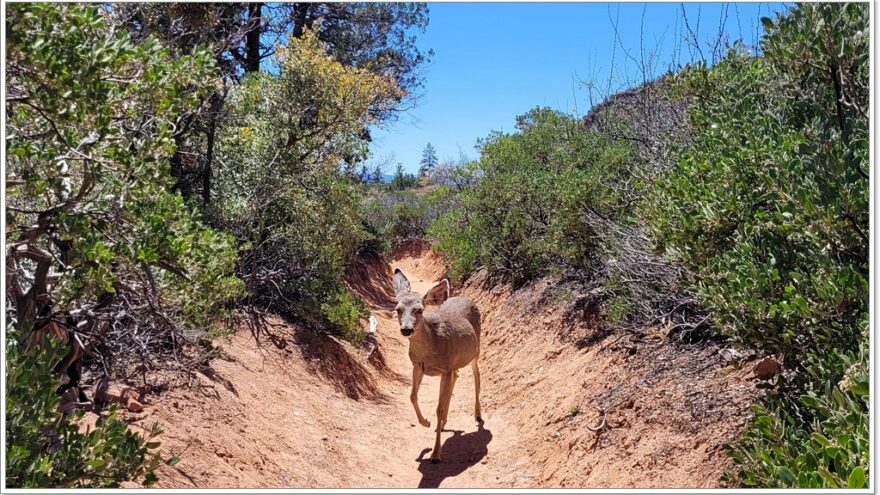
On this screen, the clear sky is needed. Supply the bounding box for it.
[369,2,787,173]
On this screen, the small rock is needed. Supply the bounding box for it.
[753,357,782,380]
[719,348,743,363]
[95,377,143,412]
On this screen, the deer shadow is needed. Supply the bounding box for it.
[415,423,493,488]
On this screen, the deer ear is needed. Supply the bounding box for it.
[392,268,411,299]
[423,279,450,306]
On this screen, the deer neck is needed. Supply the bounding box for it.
[408,311,442,357]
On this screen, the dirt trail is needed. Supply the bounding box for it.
[120,242,759,488]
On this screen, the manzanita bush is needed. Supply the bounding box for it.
[6,3,239,486]
[645,3,868,487]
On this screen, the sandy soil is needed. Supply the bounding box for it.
[117,241,759,488]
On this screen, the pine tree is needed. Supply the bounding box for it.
[391,163,406,190]
[419,142,438,177]
[370,162,385,184]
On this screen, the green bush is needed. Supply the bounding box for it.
[361,187,445,254]
[724,333,869,488]
[6,4,242,487]
[428,108,634,285]
[644,3,868,487]
[5,329,168,488]
[320,289,368,344]
[213,30,402,338]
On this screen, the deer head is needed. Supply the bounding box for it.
[391,268,449,337]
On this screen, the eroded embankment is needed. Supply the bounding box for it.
[115,241,758,488]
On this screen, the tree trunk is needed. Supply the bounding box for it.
[244,3,263,73]
[202,90,227,211]
[203,122,215,206]
[292,3,313,38]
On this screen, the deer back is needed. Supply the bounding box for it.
[412,296,480,373]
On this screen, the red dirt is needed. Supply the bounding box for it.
[118,242,759,488]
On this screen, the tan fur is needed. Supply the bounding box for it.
[392,268,482,462]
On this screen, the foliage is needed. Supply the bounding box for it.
[319,290,368,344]
[428,108,634,285]
[109,3,432,203]
[362,186,449,254]
[6,1,242,363]
[646,3,868,369]
[724,332,869,488]
[643,3,868,487]
[213,29,403,336]
[5,327,167,488]
[306,3,433,106]
[418,142,439,177]
[389,164,421,190]
[5,3,244,486]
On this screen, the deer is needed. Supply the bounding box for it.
[391,267,482,463]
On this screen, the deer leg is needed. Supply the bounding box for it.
[411,364,430,428]
[431,371,454,462]
[472,358,482,422]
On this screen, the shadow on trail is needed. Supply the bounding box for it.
[416,423,493,488]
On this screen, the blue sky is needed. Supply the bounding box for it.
[368,2,787,173]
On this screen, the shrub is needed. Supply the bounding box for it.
[724,331,869,488]
[428,108,634,286]
[6,4,242,486]
[5,328,167,488]
[213,29,403,338]
[6,2,243,370]
[320,290,368,344]
[644,3,868,487]
[361,184,456,254]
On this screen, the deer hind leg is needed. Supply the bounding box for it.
[472,358,482,422]
[430,370,456,462]
[411,364,430,428]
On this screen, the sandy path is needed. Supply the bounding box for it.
[120,242,758,489]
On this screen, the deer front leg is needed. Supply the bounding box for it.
[411,364,430,428]
[430,371,455,462]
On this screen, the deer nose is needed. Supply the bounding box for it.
[400,327,414,336]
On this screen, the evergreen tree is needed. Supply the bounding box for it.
[370,162,385,184]
[391,163,407,189]
[418,142,438,176]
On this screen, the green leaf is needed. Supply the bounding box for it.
[847,467,866,488]
[777,467,796,485]
[811,433,832,447]
[818,467,841,488]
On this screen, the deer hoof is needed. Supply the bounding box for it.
[476,416,483,424]
[419,418,431,428]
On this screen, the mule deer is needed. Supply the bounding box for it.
[392,268,482,463]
